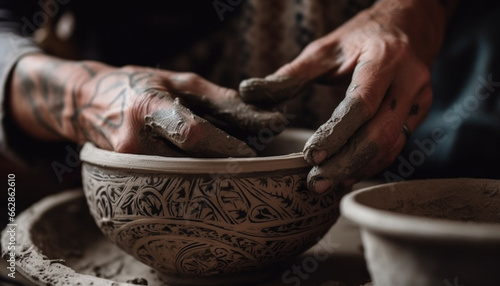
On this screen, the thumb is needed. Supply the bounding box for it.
[239,40,343,104]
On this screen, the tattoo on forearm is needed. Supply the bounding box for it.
[16,57,156,147]
[16,59,96,139]
[18,71,62,137]
[72,70,154,147]
[39,61,67,128]
[80,63,97,77]
[94,88,126,129]
[87,121,114,149]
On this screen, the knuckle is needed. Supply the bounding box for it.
[356,90,380,118]
[165,103,200,148]
[130,91,171,131]
[397,48,431,82]
[128,100,149,134]
[140,104,201,151]
[175,121,194,146]
[369,35,412,62]
[131,92,154,119]
[385,35,411,54]
[390,39,412,57]
[414,62,432,86]
[114,137,136,153]
[175,120,204,150]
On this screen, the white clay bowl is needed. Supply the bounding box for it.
[80,128,341,286]
[340,178,500,286]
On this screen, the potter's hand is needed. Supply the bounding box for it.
[239,0,458,192]
[9,54,284,157]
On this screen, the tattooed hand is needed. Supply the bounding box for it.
[9,54,285,157]
[239,0,459,192]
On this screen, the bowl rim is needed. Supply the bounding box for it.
[79,129,312,174]
[340,178,500,242]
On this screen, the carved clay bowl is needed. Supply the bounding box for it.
[80,128,340,285]
[341,178,500,286]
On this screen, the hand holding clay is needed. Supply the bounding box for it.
[240,0,458,192]
[9,54,285,157]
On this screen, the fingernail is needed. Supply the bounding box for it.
[311,149,327,165]
[305,147,328,165]
[312,178,332,194]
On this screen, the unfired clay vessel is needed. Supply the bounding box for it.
[80,128,340,285]
[341,178,500,286]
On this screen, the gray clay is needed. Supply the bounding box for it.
[303,96,368,165]
[139,98,256,158]
[239,74,310,104]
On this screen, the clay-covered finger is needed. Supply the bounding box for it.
[139,97,256,158]
[308,82,432,193]
[202,95,289,135]
[239,75,310,104]
[303,53,408,166]
[303,96,368,166]
[238,38,347,104]
[307,95,408,193]
[307,126,378,193]
[164,72,287,134]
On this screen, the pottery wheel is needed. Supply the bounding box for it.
[1,188,372,286]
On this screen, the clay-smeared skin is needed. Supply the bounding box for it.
[236,0,459,194]
[175,91,286,135]
[238,74,374,192]
[11,54,281,158]
[211,98,286,134]
[307,127,378,193]
[303,96,367,165]
[142,100,256,158]
[239,75,310,104]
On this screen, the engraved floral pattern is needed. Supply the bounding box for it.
[82,163,339,278]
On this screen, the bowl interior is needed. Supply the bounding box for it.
[353,178,500,224]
